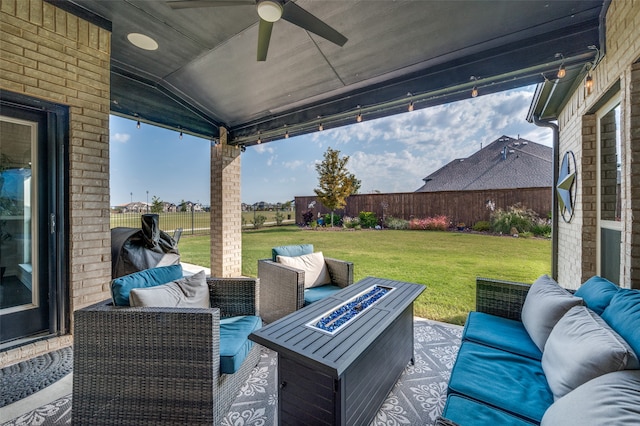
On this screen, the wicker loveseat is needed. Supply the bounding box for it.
[257,244,354,323]
[73,275,262,425]
[439,275,640,425]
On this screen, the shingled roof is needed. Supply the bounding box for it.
[415,135,552,192]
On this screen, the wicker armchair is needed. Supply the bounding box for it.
[73,277,262,425]
[258,256,354,323]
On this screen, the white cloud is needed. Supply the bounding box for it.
[112,133,131,143]
[253,144,274,154]
[283,159,305,170]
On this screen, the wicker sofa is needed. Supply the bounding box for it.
[257,244,354,323]
[439,275,640,425]
[73,276,262,425]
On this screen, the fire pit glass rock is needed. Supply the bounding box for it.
[309,285,393,334]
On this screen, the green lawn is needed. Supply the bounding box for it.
[178,226,551,325]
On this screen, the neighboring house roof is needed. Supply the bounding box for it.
[415,135,552,192]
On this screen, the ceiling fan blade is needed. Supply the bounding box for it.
[257,19,274,61]
[167,0,254,10]
[281,1,347,47]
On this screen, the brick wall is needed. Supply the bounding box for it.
[0,0,111,366]
[556,0,640,289]
[210,127,242,277]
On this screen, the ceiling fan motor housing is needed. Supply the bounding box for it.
[257,0,283,22]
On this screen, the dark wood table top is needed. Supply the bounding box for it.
[249,276,425,376]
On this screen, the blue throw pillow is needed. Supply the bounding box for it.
[601,288,640,357]
[271,244,313,261]
[111,265,183,306]
[575,276,619,315]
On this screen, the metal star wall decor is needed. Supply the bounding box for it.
[557,151,577,222]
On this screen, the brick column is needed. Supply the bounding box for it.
[580,114,597,282]
[210,127,242,277]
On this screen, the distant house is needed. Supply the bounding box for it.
[415,135,552,192]
[117,201,150,213]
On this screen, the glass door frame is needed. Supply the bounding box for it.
[595,94,621,282]
[0,90,68,348]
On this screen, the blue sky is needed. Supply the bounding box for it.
[110,85,552,207]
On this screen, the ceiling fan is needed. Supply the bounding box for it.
[167,0,348,61]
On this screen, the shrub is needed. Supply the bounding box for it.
[472,221,491,232]
[323,213,341,227]
[358,211,378,228]
[342,216,360,229]
[384,216,409,230]
[252,214,267,229]
[532,223,552,238]
[490,203,538,234]
[274,212,284,226]
[302,210,314,226]
[409,215,449,231]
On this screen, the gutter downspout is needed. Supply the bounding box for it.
[532,115,559,280]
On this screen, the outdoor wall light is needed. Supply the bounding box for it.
[257,0,283,22]
[585,74,594,94]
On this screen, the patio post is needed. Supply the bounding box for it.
[210,127,242,277]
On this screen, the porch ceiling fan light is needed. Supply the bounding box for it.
[257,0,283,22]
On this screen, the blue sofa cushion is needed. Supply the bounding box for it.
[601,288,640,357]
[272,244,314,261]
[443,394,538,426]
[574,275,619,315]
[462,312,542,360]
[448,342,553,423]
[304,284,343,306]
[111,265,183,306]
[219,315,261,374]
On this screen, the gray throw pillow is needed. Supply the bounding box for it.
[541,370,640,425]
[542,305,639,400]
[521,275,583,351]
[129,270,210,308]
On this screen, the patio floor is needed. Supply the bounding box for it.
[1,318,461,425]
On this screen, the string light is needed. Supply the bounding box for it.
[555,53,566,79]
[408,101,414,112]
[285,130,289,138]
[136,120,140,129]
[257,136,262,144]
[179,130,183,139]
[470,76,479,97]
[319,123,324,131]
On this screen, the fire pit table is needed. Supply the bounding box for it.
[249,276,425,425]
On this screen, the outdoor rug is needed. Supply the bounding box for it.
[0,346,73,408]
[2,319,461,426]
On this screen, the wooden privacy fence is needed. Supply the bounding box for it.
[295,188,552,226]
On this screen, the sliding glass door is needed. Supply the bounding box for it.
[0,92,67,346]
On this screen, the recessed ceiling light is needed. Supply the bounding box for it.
[127,33,158,51]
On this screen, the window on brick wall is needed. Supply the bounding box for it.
[597,96,621,284]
